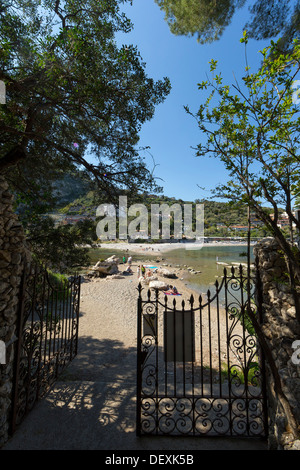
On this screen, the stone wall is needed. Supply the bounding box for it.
[254,238,300,450]
[0,175,30,446]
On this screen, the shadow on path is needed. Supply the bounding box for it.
[4,336,267,450]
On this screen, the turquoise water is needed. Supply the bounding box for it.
[88,244,254,295]
[162,245,254,295]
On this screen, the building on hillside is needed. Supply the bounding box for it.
[62,215,96,225]
[270,212,296,228]
[250,213,264,226]
[230,225,248,232]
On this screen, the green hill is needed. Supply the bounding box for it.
[56,191,272,238]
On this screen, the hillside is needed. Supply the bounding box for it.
[55,191,273,237]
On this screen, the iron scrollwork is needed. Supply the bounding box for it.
[11,263,81,432]
[137,265,267,438]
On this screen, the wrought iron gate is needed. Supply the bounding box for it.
[136,265,268,438]
[11,263,81,433]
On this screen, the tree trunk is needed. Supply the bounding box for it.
[0,145,26,172]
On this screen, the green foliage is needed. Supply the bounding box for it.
[0,0,171,198]
[188,37,300,279]
[155,0,300,49]
[47,270,71,299]
[29,217,91,271]
[245,0,300,51]
[221,361,260,385]
[57,190,273,238]
[155,0,246,43]
[0,0,171,271]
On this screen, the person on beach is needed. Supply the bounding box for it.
[168,285,178,294]
[141,265,145,277]
[137,265,141,277]
[128,256,132,265]
[122,255,126,264]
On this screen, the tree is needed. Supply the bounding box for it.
[188,37,300,439]
[155,0,300,49]
[185,35,300,307]
[0,0,171,200]
[26,217,91,271]
[0,0,171,269]
[245,0,300,52]
[155,0,246,43]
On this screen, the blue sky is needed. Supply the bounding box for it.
[116,0,272,202]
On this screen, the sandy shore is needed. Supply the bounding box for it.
[94,240,252,255]
[64,256,244,385]
[62,261,198,383]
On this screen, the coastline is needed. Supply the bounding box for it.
[94,240,253,255]
[83,258,201,301]
[83,241,255,298]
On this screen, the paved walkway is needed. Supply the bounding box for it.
[3,378,267,451]
[3,348,267,451]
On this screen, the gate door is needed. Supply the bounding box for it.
[136,266,268,438]
[11,263,81,433]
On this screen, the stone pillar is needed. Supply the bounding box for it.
[254,238,300,450]
[0,175,30,446]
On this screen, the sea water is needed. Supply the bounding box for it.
[88,244,254,295]
[165,244,254,295]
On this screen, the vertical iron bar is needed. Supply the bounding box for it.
[224,268,233,436]
[199,295,203,396]
[44,280,50,366]
[37,266,46,400]
[67,280,72,360]
[154,289,159,435]
[255,257,269,438]
[48,285,53,366]
[207,290,213,396]
[64,278,71,360]
[53,282,58,356]
[164,294,168,397]
[136,285,142,437]
[54,283,59,378]
[216,282,222,397]
[173,298,177,397]
[74,275,81,356]
[155,289,159,427]
[240,266,250,435]
[190,295,195,435]
[182,300,186,397]
[60,275,66,353]
[10,268,27,434]
[69,280,75,362]
[25,265,36,411]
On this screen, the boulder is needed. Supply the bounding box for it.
[92,263,118,275]
[89,255,119,277]
[143,275,158,285]
[157,268,177,279]
[105,255,120,264]
[149,280,169,291]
